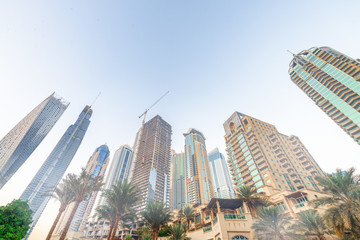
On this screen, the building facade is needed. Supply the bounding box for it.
[289,47,360,144]
[0,93,68,189]
[65,145,110,235]
[223,112,324,195]
[184,129,215,205]
[170,151,186,210]
[208,148,235,199]
[131,115,172,212]
[97,144,134,208]
[20,105,92,240]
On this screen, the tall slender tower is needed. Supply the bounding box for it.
[66,145,110,235]
[0,93,68,189]
[183,129,215,204]
[289,47,360,144]
[97,144,134,207]
[223,112,324,195]
[170,151,186,210]
[20,105,92,240]
[208,148,235,199]
[131,115,172,212]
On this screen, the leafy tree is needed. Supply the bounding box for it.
[0,199,33,240]
[179,205,195,230]
[311,168,360,238]
[59,169,103,240]
[169,224,189,240]
[236,185,270,217]
[251,206,292,240]
[137,225,152,240]
[158,225,171,237]
[141,201,172,240]
[124,235,135,240]
[102,179,140,240]
[46,178,75,240]
[288,210,331,240]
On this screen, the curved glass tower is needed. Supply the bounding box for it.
[0,93,68,189]
[20,105,92,240]
[289,47,360,144]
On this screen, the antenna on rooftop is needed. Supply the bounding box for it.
[287,50,296,56]
[90,92,101,108]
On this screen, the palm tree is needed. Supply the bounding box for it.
[251,206,292,240]
[169,225,189,240]
[103,179,140,240]
[311,168,360,238]
[288,210,330,240]
[59,169,103,240]
[95,204,116,240]
[46,178,75,240]
[141,200,172,240]
[236,185,270,217]
[179,205,195,230]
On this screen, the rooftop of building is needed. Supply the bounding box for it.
[183,128,206,139]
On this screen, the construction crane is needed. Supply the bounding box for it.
[139,91,169,124]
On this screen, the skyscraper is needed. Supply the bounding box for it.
[131,115,172,212]
[97,144,134,207]
[20,105,92,240]
[289,47,360,144]
[0,93,68,189]
[183,129,215,204]
[170,151,186,210]
[223,112,324,195]
[208,148,235,199]
[66,144,110,235]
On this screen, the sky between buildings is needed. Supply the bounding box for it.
[1,1,360,239]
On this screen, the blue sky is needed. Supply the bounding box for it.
[1,1,360,239]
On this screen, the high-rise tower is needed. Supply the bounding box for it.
[223,112,324,195]
[170,151,186,210]
[0,93,68,189]
[184,129,215,204]
[66,145,110,235]
[131,115,172,212]
[20,105,92,240]
[289,47,360,144]
[208,148,235,199]
[97,144,134,207]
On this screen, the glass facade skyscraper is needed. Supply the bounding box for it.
[97,144,133,207]
[208,148,235,199]
[289,47,360,144]
[65,144,110,234]
[0,93,68,189]
[20,105,92,240]
[184,129,215,204]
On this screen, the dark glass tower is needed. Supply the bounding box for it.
[0,93,68,189]
[20,105,93,240]
[289,47,360,144]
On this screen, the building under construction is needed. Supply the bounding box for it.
[131,115,172,212]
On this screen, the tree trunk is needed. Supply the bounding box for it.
[110,218,120,240]
[152,227,157,240]
[46,206,65,240]
[107,223,114,240]
[59,200,81,240]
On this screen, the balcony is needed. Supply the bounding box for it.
[305,165,313,171]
